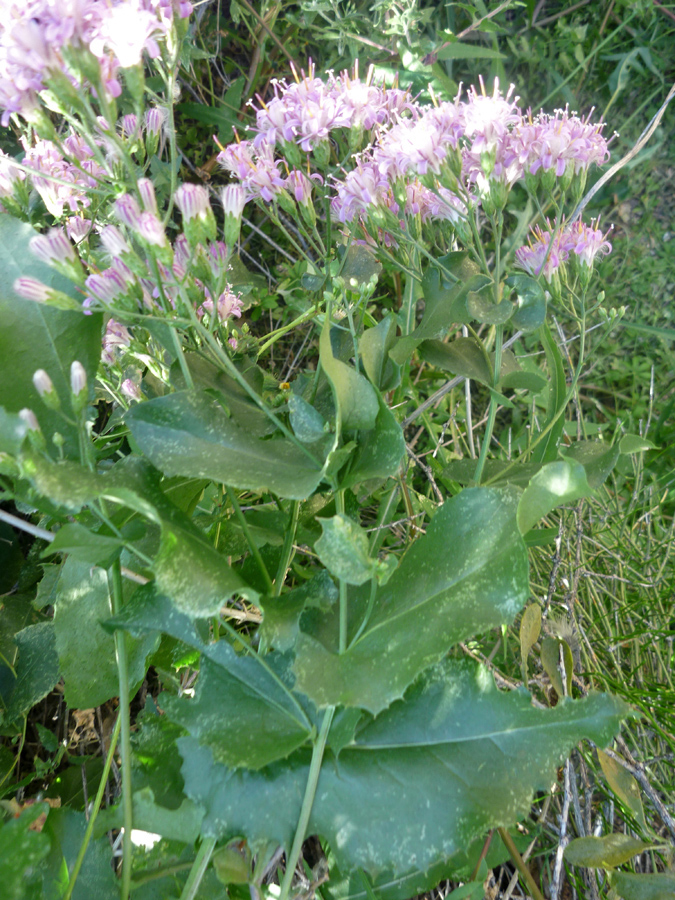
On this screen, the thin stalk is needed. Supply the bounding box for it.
[498,827,546,900]
[109,559,134,900]
[473,323,503,485]
[179,837,217,900]
[63,714,122,900]
[274,500,300,595]
[278,707,335,900]
[335,490,349,653]
[226,485,274,593]
[257,305,322,356]
[402,248,420,336]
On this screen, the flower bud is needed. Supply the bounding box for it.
[33,369,61,410]
[70,361,88,412]
[221,185,246,246]
[174,183,217,246]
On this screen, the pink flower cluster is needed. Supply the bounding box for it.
[21,133,106,218]
[0,0,191,125]
[515,219,613,281]
[250,60,413,152]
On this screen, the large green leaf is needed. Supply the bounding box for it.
[110,586,314,769]
[293,487,529,713]
[360,314,401,392]
[126,391,325,499]
[0,217,102,458]
[179,660,628,876]
[40,807,117,900]
[419,337,493,386]
[53,560,159,708]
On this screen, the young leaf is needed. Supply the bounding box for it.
[293,487,529,714]
[517,459,592,534]
[597,748,646,829]
[179,660,629,876]
[505,275,547,332]
[316,514,393,586]
[531,323,566,464]
[618,434,657,454]
[540,637,574,699]
[564,834,655,869]
[560,440,620,489]
[519,602,541,682]
[360,314,401,392]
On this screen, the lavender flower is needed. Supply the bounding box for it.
[102,319,132,364]
[515,223,570,282]
[200,286,243,322]
[22,135,104,217]
[175,183,217,244]
[30,227,78,266]
[138,177,159,215]
[14,276,53,303]
[121,378,141,401]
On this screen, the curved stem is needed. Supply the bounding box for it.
[274,500,300,596]
[277,707,335,900]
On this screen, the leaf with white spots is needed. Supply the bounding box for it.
[293,487,530,714]
[178,659,629,876]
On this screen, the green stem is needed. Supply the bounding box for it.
[473,323,503,485]
[109,559,134,900]
[278,707,335,900]
[225,485,274,594]
[402,248,420,336]
[497,828,545,900]
[274,500,300,596]
[334,490,349,653]
[179,837,217,900]
[63,714,122,900]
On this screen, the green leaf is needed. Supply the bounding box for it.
[110,586,313,770]
[43,523,123,566]
[340,396,405,489]
[132,788,204,844]
[564,834,655,869]
[560,440,620,489]
[499,370,547,393]
[315,515,394,586]
[0,217,102,458]
[293,487,529,713]
[213,841,252,885]
[443,459,542,487]
[41,807,118,900]
[53,560,159,708]
[609,871,675,900]
[5,623,59,721]
[596,748,646,829]
[517,459,593,534]
[419,337,492,385]
[340,244,382,287]
[161,653,313,769]
[519,603,541,682]
[467,290,513,325]
[126,391,324,500]
[288,393,329,444]
[320,319,379,432]
[532,323,566,464]
[360,314,401,392]
[390,253,491,364]
[618,434,657,454]
[154,524,253,617]
[505,275,547,332]
[540,637,574,699]
[179,660,628,875]
[258,572,337,653]
[0,407,28,456]
[0,805,51,900]
[435,43,506,60]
